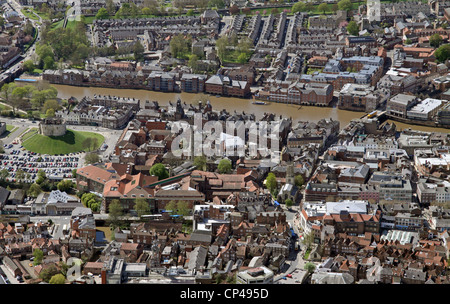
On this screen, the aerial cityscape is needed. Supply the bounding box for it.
[0,0,450,288]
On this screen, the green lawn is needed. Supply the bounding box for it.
[65,20,77,29]
[21,8,39,20]
[21,127,38,142]
[6,125,16,132]
[22,129,105,155]
[50,19,64,30]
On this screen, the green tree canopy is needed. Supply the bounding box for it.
[265,172,277,195]
[49,273,66,284]
[292,2,305,13]
[435,44,450,62]
[135,198,150,217]
[165,200,178,213]
[23,60,35,73]
[95,7,110,19]
[169,34,192,59]
[176,201,190,216]
[430,33,443,48]
[304,262,316,273]
[193,155,207,170]
[33,248,44,265]
[84,152,100,164]
[294,175,304,187]
[285,198,293,208]
[0,168,9,181]
[28,183,42,197]
[133,40,145,62]
[346,20,359,36]
[217,159,232,174]
[108,199,123,227]
[338,0,353,11]
[57,179,73,192]
[149,163,169,180]
[39,264,60,282]
[318,3,328,14]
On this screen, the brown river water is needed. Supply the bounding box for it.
[51,84,450,134]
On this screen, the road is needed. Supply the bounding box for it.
[4,0,41,75]
[272,205,308,283]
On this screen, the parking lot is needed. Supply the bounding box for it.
[0,143,83,183]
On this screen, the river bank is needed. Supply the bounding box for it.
[16,78,450,134]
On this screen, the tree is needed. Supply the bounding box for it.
[291,2,305,13]
[347,20,359,36]
[405,38,412,45]
[23,60,35,73]
[15,169,25,183]
[188,54,200,73]
[186,9,194,16]
[304,262,316,273]
[46,108,55,118]
[43,55,55,70]
[177,201,190,216]
[149,163,169,180]
[42,99,60,114]
[0,83,16,112]
[95,7,109,19]
[318,3,328,14]
[430,33,443,48]
[331,3,339,13]
[57,179,73,192]
[229,4,239,15]
[39,264,60,282]
[36,169,46,184]
[85,152,100,164]
[165,200,178,213]
[0,168,9,181]
[108,199,123,227]
[237,52,249,64]
[237,37,253,56]
[135,198,150,217]
[304,2,313,12]
[265,172,277,195]
[208,0,225,8]
[106,0,116,15]
[302,231,315,250]
[217,159,232,174]
[49,273,66,284]
[294,175,304,187]
[215,35,229,62]
[28,183,42,197]
[338,0,353,11]
[435,44,450,62]
[285,198,293,208]
[142,7,151,15]
[193,155,207,170]
[81,193,100,211]
[242,7,251,15]
[169,34,191,59]
[133,40,145,62]
[33,248,44,265]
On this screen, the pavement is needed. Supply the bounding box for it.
[0,264,21,284]
[31,215,71,239]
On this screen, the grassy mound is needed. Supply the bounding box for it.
[22,129,104,155]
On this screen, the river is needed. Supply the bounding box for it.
[47,84,450,134]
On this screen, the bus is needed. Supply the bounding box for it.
[367,111,377,118]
